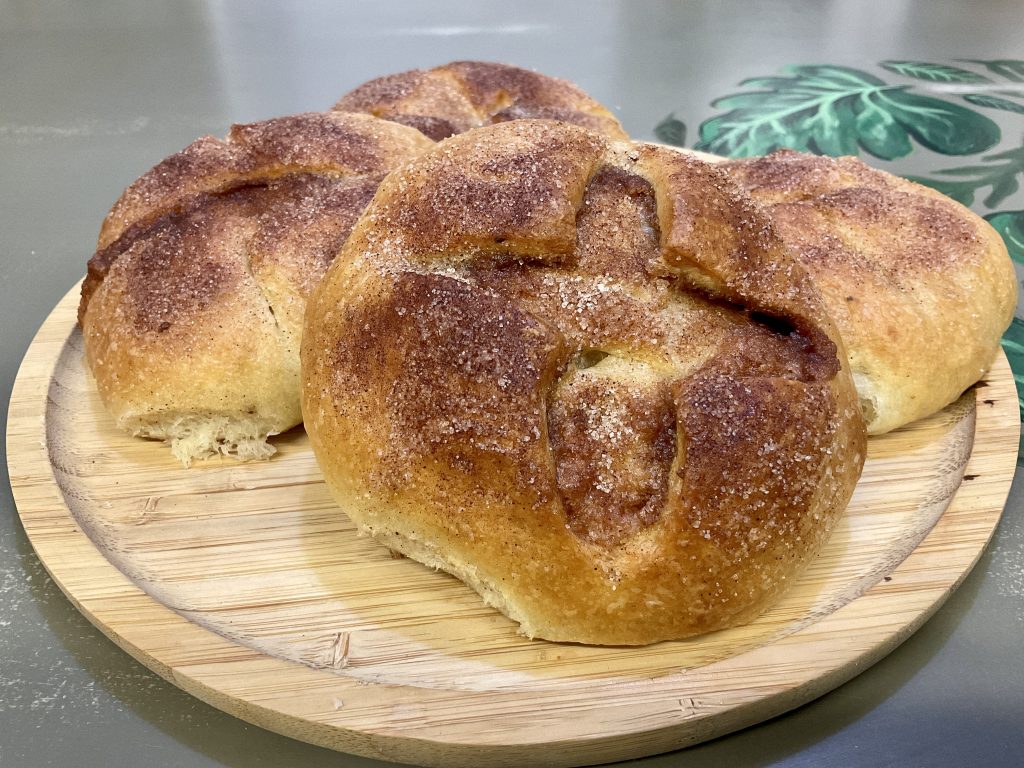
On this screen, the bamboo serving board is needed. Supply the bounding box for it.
[7,284,1019,767]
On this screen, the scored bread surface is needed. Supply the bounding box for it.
[79,112,434,464]
[82,62,629,465]
[302,120,867,645]
[723,149,1017,434]
[333,60,628,141]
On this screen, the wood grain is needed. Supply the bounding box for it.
[7,284,1019,767]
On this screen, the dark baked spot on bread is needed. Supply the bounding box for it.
[79,139,251,325]
[726,151,986,274]
[119,199,241,333]
[447,61,620,137]
[643,150,821,318]
[80,246,122,325]
[386,114,462,141]
[447,61,547,107]
[373,122,605,262]
[821,185,982,271]
[332,270,565,497]
[229,114,384,176]
[722,149,844,198]
[90,174,381,332]
[706,312,840,383]
[676,376,836,554]
[333,61,627,141]
[110,137,255,226]
[472,259,673,358]
[548,362,676,545]
[248,174,381,295]
[333,70,429,113]
[80,112,432,333]
[387,162,552,251]
[491,105,602,133]
[574,165,662,281]
[83,187,254,327]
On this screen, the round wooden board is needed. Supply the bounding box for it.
[7,284,1020,767]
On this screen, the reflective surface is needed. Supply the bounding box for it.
[3,2,1023,766]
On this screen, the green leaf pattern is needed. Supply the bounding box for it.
[653,114,687,146]
[881,60,991,83]
[963,59,1024,82]
[694,65,1000,159]
[910,143,1024,208]
[986,211,1024,263]
[963,94,1024,115]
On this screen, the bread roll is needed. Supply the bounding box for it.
[302,120,866,644]
[333,60,627,141]
[722,150,1017,434]
[79,112,433,465]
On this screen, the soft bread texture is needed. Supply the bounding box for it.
[333,60,628,141]
[302,120,866,645]
[79,112,434,465]
[721,150,1017,434]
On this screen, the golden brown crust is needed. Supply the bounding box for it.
[722,149,1018,433]
[333,61,628,141]
[80,112,434,463]
[302,121,866,644]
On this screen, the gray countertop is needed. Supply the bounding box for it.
[3,2,1024,766]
